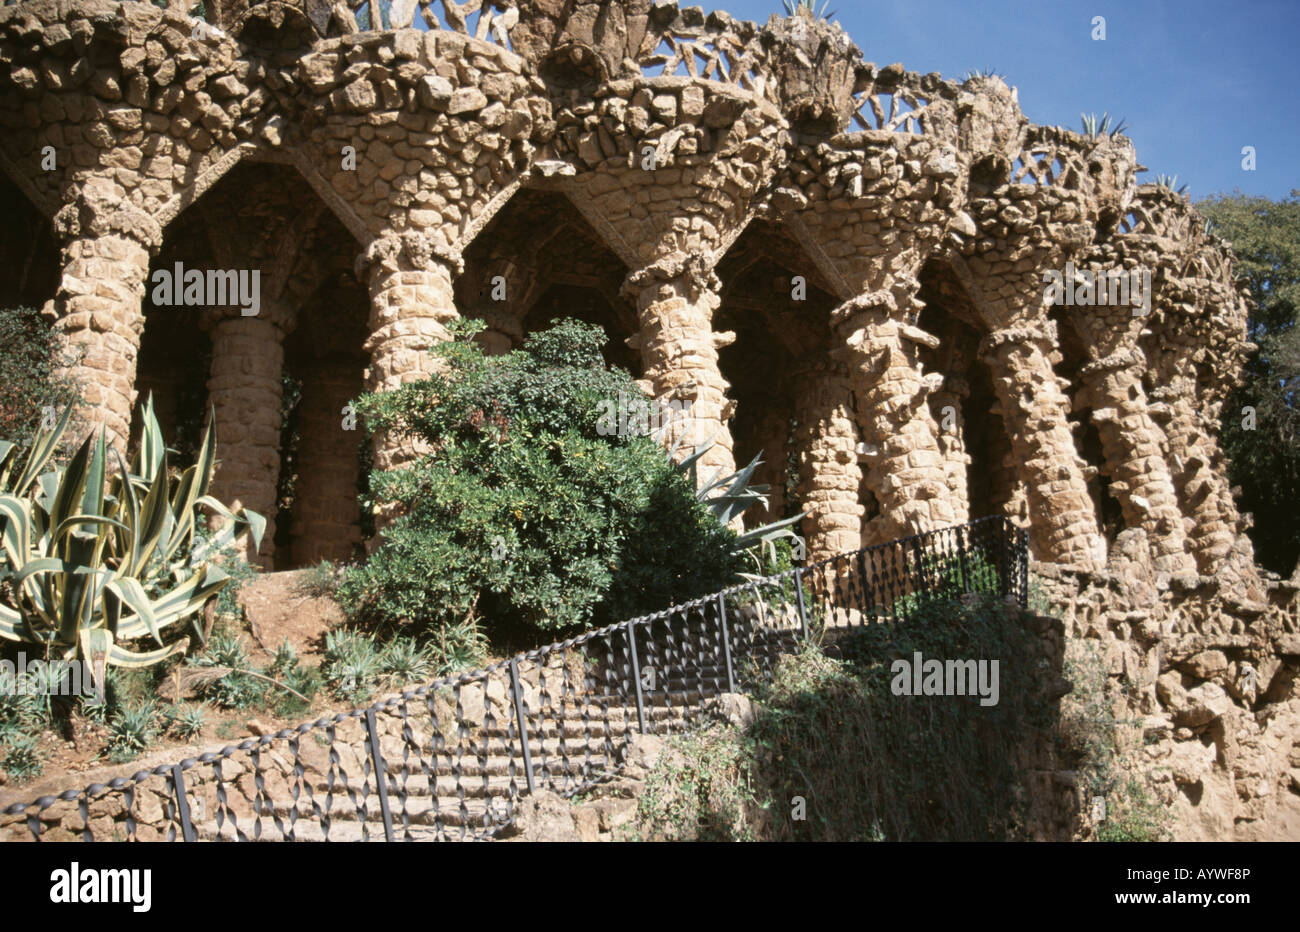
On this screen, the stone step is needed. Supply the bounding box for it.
[471,714,690,742]
[191,655,775,841]
[377,759,613,789]
[389,754,610,779]
[385,708,695,753]
[195,810,496,842]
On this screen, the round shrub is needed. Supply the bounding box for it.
[338,319,744,647]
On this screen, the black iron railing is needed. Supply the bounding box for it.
[0,515,1028,842]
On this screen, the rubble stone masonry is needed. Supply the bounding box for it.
[0,0,1293,839]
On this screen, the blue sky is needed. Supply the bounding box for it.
[721,0,1298,202]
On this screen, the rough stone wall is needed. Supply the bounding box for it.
[0,0,1293,838]
[1033,553,1300,840]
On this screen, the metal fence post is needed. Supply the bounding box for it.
[957,526,972,594]
[627,622,648,734]
[1017,526,1030,607]
[170,764,196,843]
[999,517,1012,598]
[716,592,736,694]
[792,568,810,641]
[856,550,874,623]
[508,659,537,795]
[364,709,395,842]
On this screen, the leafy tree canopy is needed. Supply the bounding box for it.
[1198,190,1300,575]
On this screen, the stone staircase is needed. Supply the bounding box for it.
[192,661,754,842]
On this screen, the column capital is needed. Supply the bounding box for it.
[1078,347,1145,379]
[199,299,295,336]
[356,230,464,280]
[977,324,1052,359]
[829,289,893,328]
[52,182,163,253]
[829,274,922,329]
[621,251,720,305]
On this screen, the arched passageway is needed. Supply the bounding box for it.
[137,160,367,567]
[458,187,636,369]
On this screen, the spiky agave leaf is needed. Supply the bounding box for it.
[668,436,807,569]
[0,405,262,675]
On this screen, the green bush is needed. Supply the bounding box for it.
[166,703,206,741]
[0,668,46,739]
[378,637,433,686]
[322,629,383,703]
[1059,639,1172,841]
[264,639,320,716]
[107,698,161,762]
[0,732,42,782]
[296,560,338,600]
[338,319,744,647]
[1095,778,1171,842]
[887,548,1004,619]
[0,306,81,447]
[625,727,759,842]
[190,633,266,710]
[617,595,1054,842]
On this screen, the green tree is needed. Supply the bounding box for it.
[1198,190,1300,575]
[337,319,746,650]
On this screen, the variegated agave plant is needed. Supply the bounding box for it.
[0,397,264,694]
[663,429,806,579]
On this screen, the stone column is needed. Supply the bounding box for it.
[359,231,462,472]
[746,405,792,527]
[1151,376,1240,574]
[794,366,863,562]
[290,363,363,566]
[45,190,161,450]
[929,374,972,528]
[833,289,954,547]
[203,307,290,567]
[1079,350,1194,575]
[987,411,1030,527]
[623,255,736,479]
[979,327,1106,568]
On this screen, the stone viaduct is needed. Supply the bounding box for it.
[0,0,1261,594]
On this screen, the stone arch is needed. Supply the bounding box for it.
[225,1,327,47]
[0,148,59,226]
[916,258,1017,527]
[138,158,365,565]
[157,147,373,248]
[714,219,849,547]
[456,186,636,368]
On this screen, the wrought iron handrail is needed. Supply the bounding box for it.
[0,515,1028,842]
